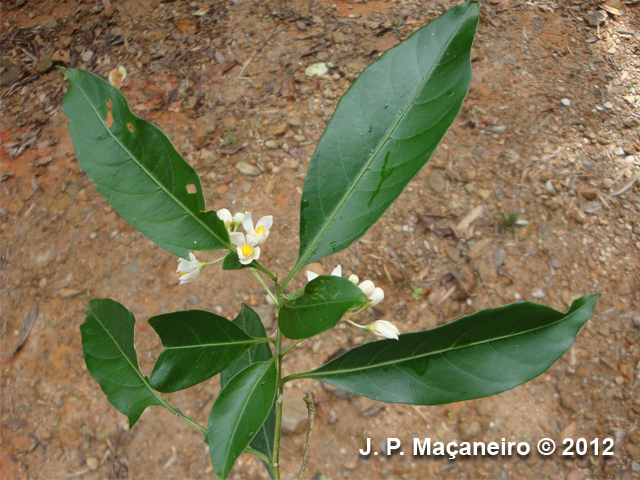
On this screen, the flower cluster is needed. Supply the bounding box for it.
[176,210,273,284]
[306,264,398,340]
[227,211,273,265]
[307,265,384,306]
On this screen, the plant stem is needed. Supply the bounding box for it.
[245,447,273,468]
[297,394,315,480]
[251,269,280,307]
[281,339,303,357]
[272,328,284,480]
[251,262,278,283]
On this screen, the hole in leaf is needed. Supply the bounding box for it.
[105,100,113,128]
[127,123,134,132]
[186,184,196,194]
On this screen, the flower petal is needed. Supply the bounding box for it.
[217,209,233,223]
[370,320,399,340]
[370,287,384,306]
[242,212,254,233]
[358,280,375,297]
[348,274,359,285]
[229,232,246,247]
[256,215,273,231]
[331,265,342,277]
[246,234,259,248]
[233,212,245,224]
[307,271,319,281]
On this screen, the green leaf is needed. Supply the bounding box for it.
[279,276,368,340]
[149,310,267,393]
[293,1,479,273]
[287,294,600,404]
[220,305,275,475]
[209,359,277,480]
[222,251,250,270]
[80,299,163,428]
[60,68,229,259]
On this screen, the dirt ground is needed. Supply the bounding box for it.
[1,0,640,479]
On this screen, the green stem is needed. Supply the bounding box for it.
[281,339,303,357]
[245,447,273,469]
[163,400,207,435]
[201,256,226,268]
[251,269,280,307]
[272,328,284,480]
[251,262,278,283]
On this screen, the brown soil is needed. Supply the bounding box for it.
[1,0,639,479]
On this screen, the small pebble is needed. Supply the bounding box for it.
[560,98,571,107]
[604,101,613,109]
[613,146,626,156]
[81,50,94,62]
[488,125,506,134]
[86,457,99,471]
[545,180,557,195]
[531,287,546,299]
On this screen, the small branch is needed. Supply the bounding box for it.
[297,393,316,480]
[250,269,279,307]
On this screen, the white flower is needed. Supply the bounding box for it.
[358,280,384,306]
[176,252,202,284]
[217,208,233,224]
[217,209,245,231]
[243,212,273,245]
[307,265,342,282]
[230,232,260,265]
[358,280,375,297]
[367,320,399,340]
[348,274,359,285]
[369,287,384,306]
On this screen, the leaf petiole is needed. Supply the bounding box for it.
[250,269,280,307]
[244,447,273,471]
[281,340,303,357]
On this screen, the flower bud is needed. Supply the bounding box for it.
[368,320,399,340]
[369,287,384,306]
[348,274,359,285]
[358,280,375,297]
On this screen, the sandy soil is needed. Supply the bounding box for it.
[1,0,639,479]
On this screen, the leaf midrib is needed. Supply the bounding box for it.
[221,360,276,473]
[164,338,269,350]
[71,74,232,254]
[291,5,475,278]
[299,296,597,377]
[87,305,166,408]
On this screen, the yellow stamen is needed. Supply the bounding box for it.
[179,272,187,276]
[255,225,267,236]
[241,244,254,257]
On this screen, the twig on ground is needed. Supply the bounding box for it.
[238,26,288,77]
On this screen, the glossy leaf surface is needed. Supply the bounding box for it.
[289,295,600,404]
[279,276,368,340]
[220,305,275,474]
[209,360,277,480]
[61,68,229,259]
[294,1,479,272]
[149,310,266,393]
[80,299,163,428]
